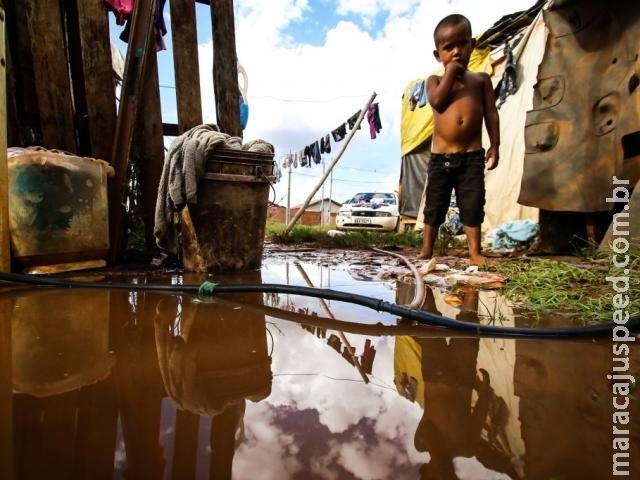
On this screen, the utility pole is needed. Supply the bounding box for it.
[329,169,333,226]
[320,159,325,227]
[286,153,292,224]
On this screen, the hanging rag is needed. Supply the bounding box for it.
[331,123,347,142]
[347,110,362,130]
[103,0,133,25]
[107,0,168,51]
[310,141,322,164]
[320,134,331,154]
[496,42,517,109]
[408,80,427,111]
[367,102,382,139]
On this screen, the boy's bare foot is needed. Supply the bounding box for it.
[468,254,486,266]
[417,251,433,260]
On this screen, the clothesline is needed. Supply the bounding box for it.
[281,101,383,170]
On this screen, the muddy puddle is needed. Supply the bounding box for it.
[1,249,639,479]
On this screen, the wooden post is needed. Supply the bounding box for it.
[0,6,9,272]
[108,0,157,263]
[170,0,203,132]
[210,0,241,137]
[135,52,165,249]
[73,0,118,162]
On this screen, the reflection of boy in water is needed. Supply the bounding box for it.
[413,287,514,479]
[414,286,480,479]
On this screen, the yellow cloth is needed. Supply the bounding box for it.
[393,336,425,408]
[400,47,493,156]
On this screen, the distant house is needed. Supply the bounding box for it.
[268,198,342,226]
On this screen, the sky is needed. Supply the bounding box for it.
[111,0,537,209]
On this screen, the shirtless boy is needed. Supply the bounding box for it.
[418,13,500,265]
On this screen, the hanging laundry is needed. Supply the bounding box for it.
[301,146,309,167]
[320,134,331,154]
[496,41,517,109]
[107,0,168,52]
[347,110,362,130]
[367,102,382,139]
[103,0,133,25]
[310,141,322,164]
[408,80,427,111]
[331,123,347,142]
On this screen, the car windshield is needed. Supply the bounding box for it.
[348,193,396,205]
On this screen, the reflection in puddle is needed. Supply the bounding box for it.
[1,261,639,479]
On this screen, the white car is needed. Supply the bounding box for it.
[336,192,400,232]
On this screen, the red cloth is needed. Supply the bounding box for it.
[103,0,133,25]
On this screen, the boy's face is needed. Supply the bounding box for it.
[433,22,476,70]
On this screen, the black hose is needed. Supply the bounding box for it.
[1,271,638,338]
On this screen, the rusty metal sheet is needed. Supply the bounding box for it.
[519,0,640,212]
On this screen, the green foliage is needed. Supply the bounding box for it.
[494,254,639,324]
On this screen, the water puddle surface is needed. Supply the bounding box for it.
[1,252,639,479]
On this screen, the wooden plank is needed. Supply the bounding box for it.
[9,0,41,145]
[73,0,118,162]
[210,0,241,137]
[0,6,9,272]
[0,297,13,480]
[134,53,165,248]
[73,378,119,480]
[1,0,18,147]
[171,410,199,479]
[108,0,157,262]
[170,0,203,132]
[22,0,76,152]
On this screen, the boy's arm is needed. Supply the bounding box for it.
[482,73,500,170]
[426,61,464,112]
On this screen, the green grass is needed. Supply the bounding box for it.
[494,252,639,324]
[266,221,423,249]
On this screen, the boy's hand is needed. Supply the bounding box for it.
[446,61,466,78]
[485,146,499,170]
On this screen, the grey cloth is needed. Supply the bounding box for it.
[153,124,274,253]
